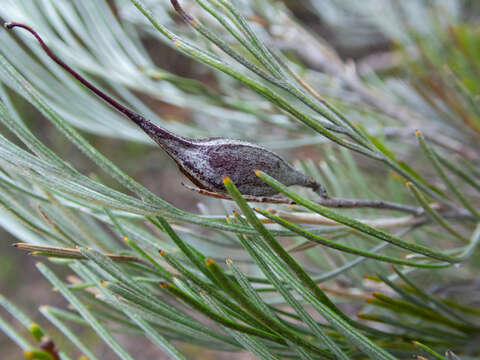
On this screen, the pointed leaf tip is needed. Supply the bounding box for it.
[205,258,214,266]
[123,236,130,243]
[222,176,232,184]
[29,323,44,341]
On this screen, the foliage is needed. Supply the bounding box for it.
[0,0,479,359]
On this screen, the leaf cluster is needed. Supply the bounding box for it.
[0,0,478,359]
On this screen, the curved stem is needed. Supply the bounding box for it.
[4,22,190,148]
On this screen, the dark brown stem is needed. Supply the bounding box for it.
[4,22,190,148]
[170,0,195,24]
[181,183,295,204]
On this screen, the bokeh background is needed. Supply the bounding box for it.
[1,0,479,358]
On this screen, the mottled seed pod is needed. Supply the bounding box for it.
[5,22,327,198]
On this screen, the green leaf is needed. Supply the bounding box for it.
[255,170,461,263]
[36,262,135,360]
[256,208,447,268]
[223,176,397,360]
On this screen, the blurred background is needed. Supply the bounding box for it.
[1,0,479,358]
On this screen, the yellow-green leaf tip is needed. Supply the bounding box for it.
[205,258,214,266]
[24,351,34,359]
[28,323,44,340]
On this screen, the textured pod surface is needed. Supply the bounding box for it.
[173,138,317,196]
[5,22,325,198]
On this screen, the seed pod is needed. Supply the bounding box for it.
[5,22,327,198]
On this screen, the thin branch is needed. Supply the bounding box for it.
[315,196,424,215]
[262,209,422,228]
[181,182,295,204]
[182,182,437,215]
[264,208,475,227]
